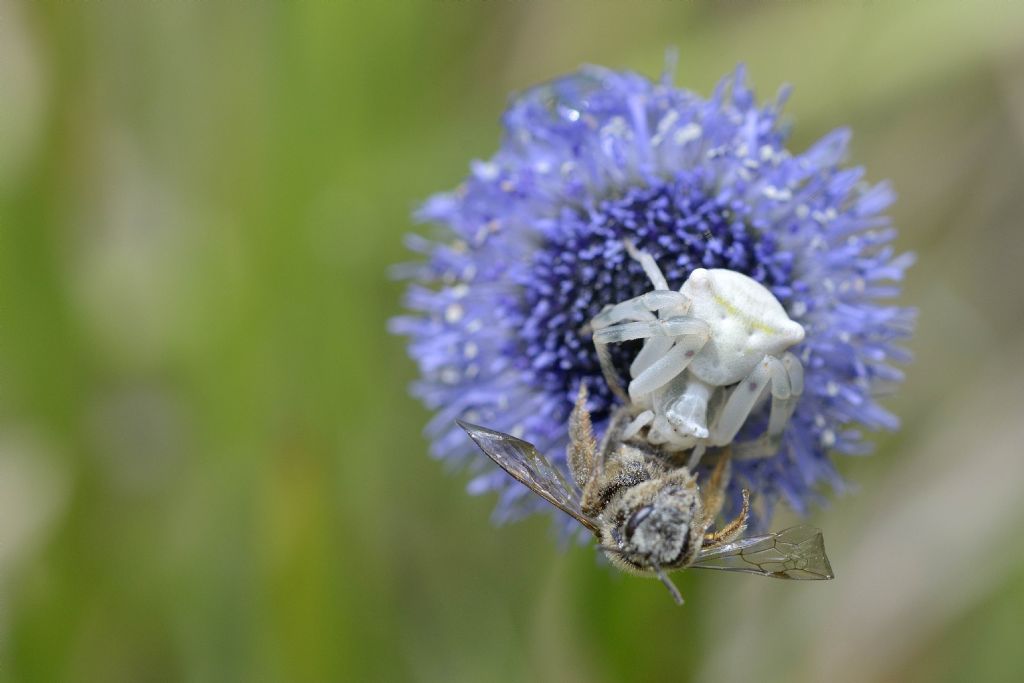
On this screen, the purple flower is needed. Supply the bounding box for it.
[391,64,915,530]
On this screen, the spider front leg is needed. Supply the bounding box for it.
[730,352,805,461]
[623,239,670,291]
[708,353,798,450]
[590,290,689,330]
[592,317,710,402]
[614,241,696,381]
[590,291,692,402]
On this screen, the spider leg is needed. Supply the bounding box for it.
[590,290,688,330]
[630,336,673,378]
[768,351,803,437]
[592,317,708,402]
[591,291,691,397]
[731,352,805,461]
[620,409,654,441]
[702,489,750,549]
[624,239,670,291]
[628,331,709,400]
[708,355,790,447]
[591,294,683,400]
[622,321,712,401]
[686,444,706,470]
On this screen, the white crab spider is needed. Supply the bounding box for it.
[591,242,806,460]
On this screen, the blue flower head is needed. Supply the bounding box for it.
[392,65,915,530]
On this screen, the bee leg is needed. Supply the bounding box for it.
[699,448,732,530]
[568,383,598,489]
[594,336,630,404]
[703,489,750,548]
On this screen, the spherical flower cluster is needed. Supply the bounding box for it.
[392,64,915,529]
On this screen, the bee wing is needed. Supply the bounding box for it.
[689,525,834,580]
[456,420,600,534]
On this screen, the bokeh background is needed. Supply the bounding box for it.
[2,1,1024,681]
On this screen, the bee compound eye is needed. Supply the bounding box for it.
[625,505,653,540]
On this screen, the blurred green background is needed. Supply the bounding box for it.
[2,1,1024,681]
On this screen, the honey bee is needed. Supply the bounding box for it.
[457,385,833,605]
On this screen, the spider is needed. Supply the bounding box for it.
[590,241,806,461]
